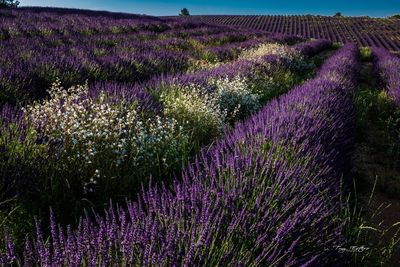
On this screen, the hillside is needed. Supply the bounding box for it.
[180,15,400,51]
[0,7,399,266]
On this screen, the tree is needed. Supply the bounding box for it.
[334,12,342,17]
[389,14,400,19]
[179,8,190,16]
[0,0,19,8]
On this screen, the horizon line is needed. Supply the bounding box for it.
[18,5,397,19]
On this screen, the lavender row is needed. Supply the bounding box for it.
[0,7,166,39]
[292,38,333,57]
[0,44,359,266]
[190,15,400,51]
[372,48,400,105]
[204,38,269,62]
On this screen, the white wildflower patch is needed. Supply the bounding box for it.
[160,84,226,144]
[212,76,260,123]
[23,79,136,171]
[22,79,191,192]
[239,43,292,60]
[239,42,311,72]
[131,116,189,176]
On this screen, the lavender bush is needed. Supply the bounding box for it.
[372,47,400,105]
[368,47,400,159]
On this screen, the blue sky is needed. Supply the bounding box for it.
[21,0,400,17]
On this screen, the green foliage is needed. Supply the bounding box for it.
[359,47,372,62]
[341,186,400,266]
[0,123,47,245]
[179,8,190,16]
[332,42,342,50]
[0,123,48,197]
[160,84,225,149]
[0,199,34,252]
[213,76,261,125]
[201,51,218,63]
[355,88,400,157]
[334,12,343,17]
[249,68,307,104]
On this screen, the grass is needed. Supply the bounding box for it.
[360,47,372,62]
[347,53,400,266]
[343,183,400,266]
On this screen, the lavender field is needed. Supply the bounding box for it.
[184,15,400,51]
[0,6,400,266]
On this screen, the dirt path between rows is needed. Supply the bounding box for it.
[351,61,400,266]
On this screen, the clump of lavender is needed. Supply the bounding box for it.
[372,47,400,105]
